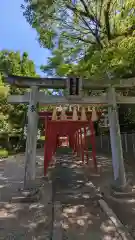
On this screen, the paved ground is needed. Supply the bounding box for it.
[0,150,122,239]
[0,150,52,240]
[87,153,135,239]
[98,155,135,239]
[52,154,122,239]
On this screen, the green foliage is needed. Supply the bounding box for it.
[40,49,74,76]
[40,36,135,81]
[0,50,37,150]
[0,149,8,158]
[22,0,135,80]
[23,0,135,58]
[40,136,45,141]
[0,73,9,135]
[75,36,135,79]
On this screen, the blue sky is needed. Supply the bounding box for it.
[0,0,51,75]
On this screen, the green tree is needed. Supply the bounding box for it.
[23,0,135,61]
[22,0,135,79]
[40,49,74,76]
[0,50,37,150]
[0,74,9,135]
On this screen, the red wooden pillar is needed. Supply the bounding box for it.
[66,136,69,146]
[90,120,97,170]
[69,132,75,151]
[56,134,60,147]
[75,131,78,155]
[69,135,72,149]
[73,132,77,153]
[79,128,84,163]
[77,130,80,157]
[84,127,89,164]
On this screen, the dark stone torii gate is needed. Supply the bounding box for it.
[6,74,135,189]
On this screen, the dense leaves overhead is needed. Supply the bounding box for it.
[22,0,135,80]
[23,0,135,57]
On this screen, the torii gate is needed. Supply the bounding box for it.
[6,74,135,189]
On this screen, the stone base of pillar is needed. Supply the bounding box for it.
[11,188,41,203]
[110,178,134,195]
[11,180,44,203]
[111,190,135,199]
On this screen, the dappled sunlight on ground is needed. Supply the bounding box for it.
[53,154,121,239]
[0,150,52,239]
[61,203,121,239]
[0,149,126,239]
[0,200,52,239]
[92,153,135,239]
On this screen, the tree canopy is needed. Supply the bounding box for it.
[23,0,135,78]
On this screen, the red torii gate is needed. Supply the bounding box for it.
[39,109,103,175]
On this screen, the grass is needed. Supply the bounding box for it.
[40,136,45,140]
[0,149,8,158]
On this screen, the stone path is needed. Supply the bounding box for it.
[0,151,123,239]
[51,154,122,239]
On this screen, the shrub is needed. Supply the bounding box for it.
[0,149,8,158]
